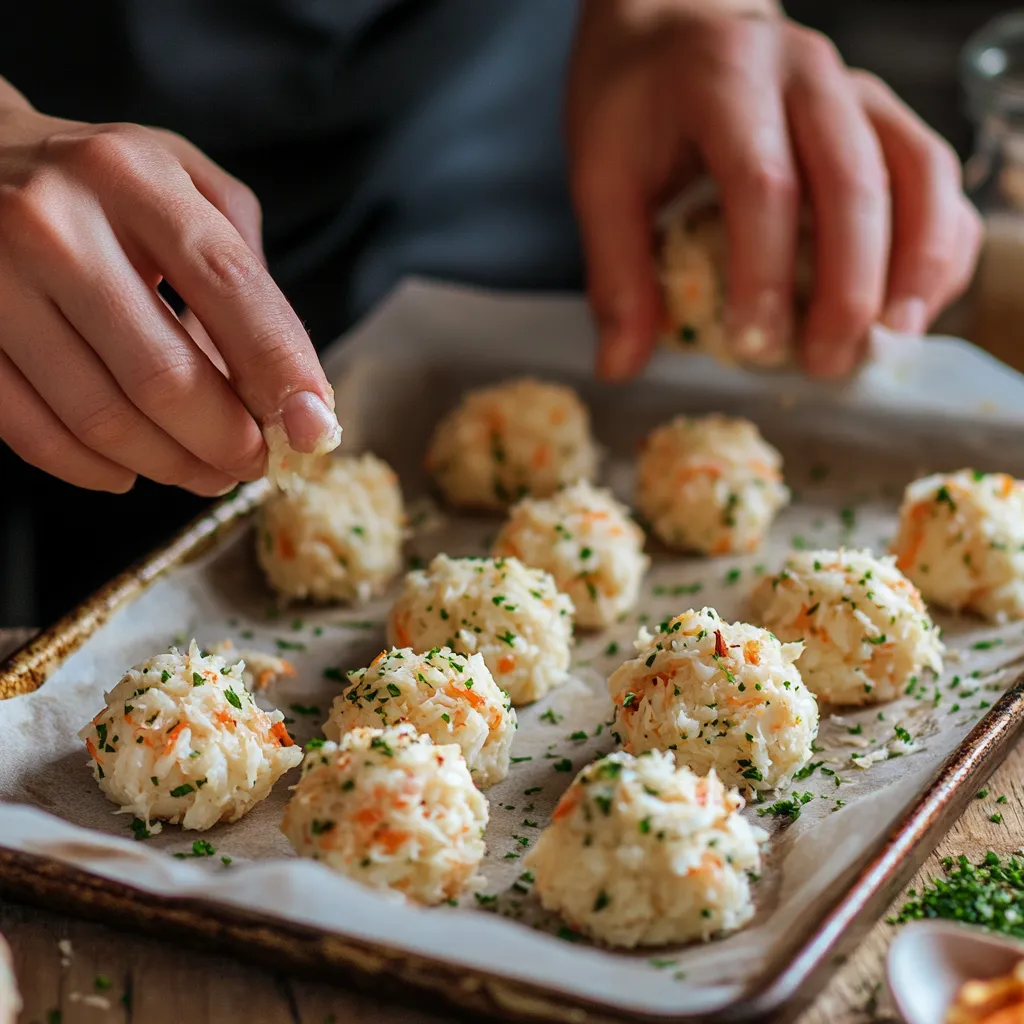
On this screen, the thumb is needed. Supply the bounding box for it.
[572,159,663,382]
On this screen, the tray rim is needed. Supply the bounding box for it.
[5,311,1024,1020]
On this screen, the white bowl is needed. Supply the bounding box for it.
[887,920,1024,1024]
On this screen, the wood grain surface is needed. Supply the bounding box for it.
[3,622,1024,1024]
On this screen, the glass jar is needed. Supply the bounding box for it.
[956,11,1024,365]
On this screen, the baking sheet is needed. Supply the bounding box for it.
[4,280,1024,1018]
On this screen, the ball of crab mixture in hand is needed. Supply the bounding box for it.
[425,378,599,510]
[524,751,767,948]
[659,204,812,367]
[751,549,945,705]
[891,470,1024,622]
[491,481,649,628]
[606,608,817,794]
[79,642,302,832]
[257,453,405,604]
[387,554,574,705]
[635,414,789,555]
[324,646,516,788]
[281,724,488,905]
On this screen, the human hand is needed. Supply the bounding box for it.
[0,84,337,494]
[567,0,983,379]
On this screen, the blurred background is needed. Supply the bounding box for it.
[0,0,1019,630]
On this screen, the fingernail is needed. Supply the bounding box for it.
[882,297,927,336]
[279,391,342,454]
[726,290,791,367]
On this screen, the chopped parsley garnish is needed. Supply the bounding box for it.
[793,761,824,780]
[192,672,204,686]
[972,639,1005,651]
[553,759,573,772]
[540,709,563,725]
[170,783,195,798]
[604,642,619,656]
[275,638,306,651]
[129,817,153,841]
[757,792,814,821]
[510,756,533,764]
[894,724,913,744]
[323,667,345,682]
[224,688,242,710]
[174,839,216,859]
[311,819,336,835]
[890,852,1024,935]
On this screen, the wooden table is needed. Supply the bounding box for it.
[2,626,1021,1024]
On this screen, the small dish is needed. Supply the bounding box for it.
[887,920,1024,1024]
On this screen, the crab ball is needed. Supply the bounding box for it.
[263,408,342,493]
[325,646,516,788]
[257,452,405,604]
[636,414,789,555]
[281,724,488,905]
[891,470,1024,622]
[751,549,945,705]
[525,751,767,948]
[425,378,599,510]
[607,608,817,793]
[79,641,302,832]
[491,481,649,628]
[659,204,812,367]
[388,554,574,705]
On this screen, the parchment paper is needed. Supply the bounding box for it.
[4,280,1024,1017]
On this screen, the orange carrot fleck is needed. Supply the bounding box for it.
[86,738,101,762]
[552,785,583,821]
[277,531,296,561]
[162,722,186,755]
[270,722,295,747]
[714,630,727,658]
[497,654,516,675]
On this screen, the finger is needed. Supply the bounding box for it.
[573,154,664,381]
[786,33,890,377]
[939,200,984,321]
[689,32,799,366]
[114,176,338,453]
[154,129,266,266]
[40,205,265,480]
[854,72,963,334]
[3,299,238,496]
[0,350,136,493]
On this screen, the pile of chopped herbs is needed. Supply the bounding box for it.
[888,852,1024,936]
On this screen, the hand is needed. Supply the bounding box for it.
[567,0,984,379]
[0,86,337,494]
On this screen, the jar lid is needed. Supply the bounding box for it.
[962,11,1024,121]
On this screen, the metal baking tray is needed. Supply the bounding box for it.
[3,280,1024,1024]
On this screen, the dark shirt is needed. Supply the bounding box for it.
[3,1,582,343]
